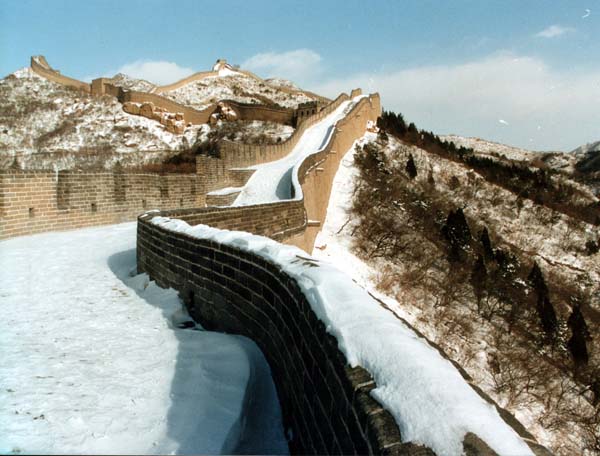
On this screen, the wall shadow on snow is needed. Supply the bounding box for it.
[107,248,289,455]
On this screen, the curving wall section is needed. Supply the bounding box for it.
[197,92,353,187]
[119,90,219,125]
[135,92,405,454]
[136,216,415,454]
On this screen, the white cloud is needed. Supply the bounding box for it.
[84,60,195,85]
[535,25,573,38]
[310,53,600,151]
[242,49,322,84]
[112,60,195,85]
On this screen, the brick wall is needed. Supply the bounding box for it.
[0,171,200,240]
[153,71,219,93]
[289,93,382,252]
[155,200,306,241]
[198,93,352,180]
[120,90,218,125]
[136,216,423,455]
[222,100,296,125]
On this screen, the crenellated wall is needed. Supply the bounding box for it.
[0,171,200,240]
[219,99,296,125]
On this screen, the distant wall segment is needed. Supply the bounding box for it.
[30,56,91,93]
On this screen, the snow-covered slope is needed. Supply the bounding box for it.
[0,223,288,455]
[163,71,317,110]
[0,68,205,169]
[571,140,600,156]
[316,133,598,455]
[441,134,546,162]
[109,73,156,92]
[0,67,300,171]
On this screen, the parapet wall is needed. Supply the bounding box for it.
[155,200,306,241]
[0,171,200,240]
[136,217,412,454]
[153,70,219,93]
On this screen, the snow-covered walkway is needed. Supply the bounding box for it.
[0,223,288,455]
[233,96,362,206]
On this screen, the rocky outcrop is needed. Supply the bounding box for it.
[123,101,186,134]
[209,102,239,124]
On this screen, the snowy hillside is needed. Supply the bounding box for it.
[441,134,544,162]
[0,68,205,169]
[0,68,298,171]
[163,71,317,110]
[0,223,288,455]
[109,73,156,92]
[317,132,599,455]
[572,140,600,156]
[442,134,600,195]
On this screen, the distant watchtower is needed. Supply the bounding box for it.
[213,59,233,72]
[295,101,324,126]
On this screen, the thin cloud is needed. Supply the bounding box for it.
[535,25,573,38]
[310,53,600,150]
[85,60,195,85]
[242,49,322,85]
[112,60,195,85]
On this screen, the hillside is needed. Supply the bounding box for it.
[0,66,302,171]
[442,134,600,197]
[0,68,204,170]
[162,71,318,110]
[572,141,600,196]
[319,121,599,454]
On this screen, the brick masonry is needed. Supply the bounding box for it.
[137,216,433,455]
[0,171,200,240]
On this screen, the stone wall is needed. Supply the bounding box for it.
[153,71,220,93]
[290,92,381,252]
[197,93,352,184]
[136,216,415,455]
[0,171,200,240]
[119,90,218,125]
[221,100,296,125]
[153,199,306,241]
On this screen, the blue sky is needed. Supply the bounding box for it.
[1,0,598,150]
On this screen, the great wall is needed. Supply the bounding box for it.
[0,57,551,455]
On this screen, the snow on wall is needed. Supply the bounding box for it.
[137,214,536,456]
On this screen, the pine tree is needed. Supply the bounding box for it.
[528,262,557,340]
[537,294,558,340]
[442,208,472,262]
[406,153,417,179]
[427,167,435,187]
[480,227,493,260]
[567,305,590,365]
[527,262,547,294]
[471,254,487,311]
